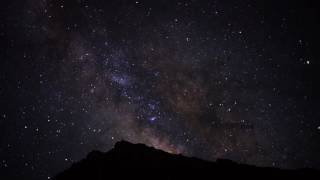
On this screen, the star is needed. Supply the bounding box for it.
[149,116,157,122]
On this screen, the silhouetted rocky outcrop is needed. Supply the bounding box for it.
[54,141,319,179]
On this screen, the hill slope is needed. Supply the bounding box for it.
[53,141,318,179]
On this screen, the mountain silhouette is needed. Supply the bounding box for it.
[53,141,318,179]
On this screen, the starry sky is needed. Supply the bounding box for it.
[1,0,320,179]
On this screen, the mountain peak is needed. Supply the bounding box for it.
[53,141,319,179]
[114,140,147,150]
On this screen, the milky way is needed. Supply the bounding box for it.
[1,0,320,179]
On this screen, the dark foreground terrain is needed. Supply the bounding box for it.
[54,141,318,179]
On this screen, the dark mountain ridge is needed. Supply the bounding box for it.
[54,141,319,179]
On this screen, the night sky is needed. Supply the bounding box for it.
[1,0,320,179]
